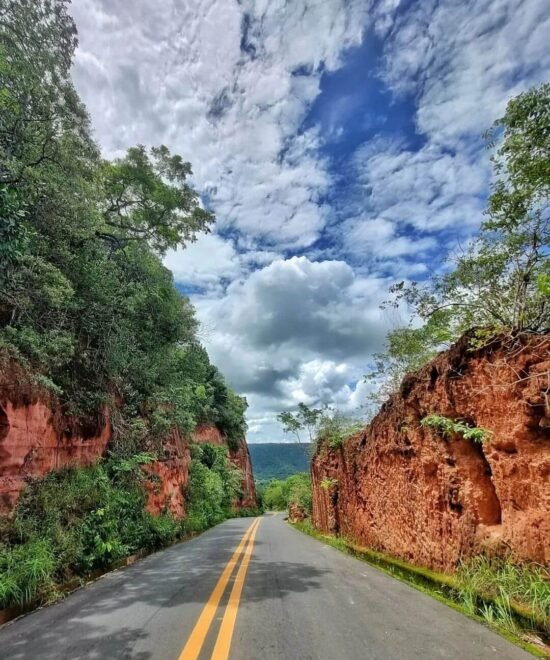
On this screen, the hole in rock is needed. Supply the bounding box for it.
[471,441,502,525]
[0,404,9,442]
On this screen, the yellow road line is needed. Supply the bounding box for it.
[178,518,260,660]
[211,518,261,660]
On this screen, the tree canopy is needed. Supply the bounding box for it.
[367,84,550,400]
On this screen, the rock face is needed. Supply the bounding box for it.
[312,333,550,571]
[0,362,111,513]
[0,398,111,514]
[143,428,191,517]
[0,363,257,516]
[230,438,258,509]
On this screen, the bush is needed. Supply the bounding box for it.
[0,442,249,609]
[316,413,363,449]
[262,473,312,514]
[185,443,243,532]
[0,456,184,608]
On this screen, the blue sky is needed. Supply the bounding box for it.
[71,0,549,441]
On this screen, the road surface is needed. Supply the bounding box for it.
[0,514,531,659]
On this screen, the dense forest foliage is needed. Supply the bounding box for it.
[0,0,252,608]
[0,0,247,446]
[249,443,311,481]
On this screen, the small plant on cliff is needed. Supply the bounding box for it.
[316,411,364,450]
[420,415,491,443]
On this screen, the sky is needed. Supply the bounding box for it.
[70,0,550,442]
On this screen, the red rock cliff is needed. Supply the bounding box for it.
[0,363,112,513]
[0,363,256,516]
[312,333,550,571]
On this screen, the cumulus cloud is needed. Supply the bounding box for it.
[346,140,489,249]
[377,0,550,142]
[190,256,391,439]
[164,234,241,293]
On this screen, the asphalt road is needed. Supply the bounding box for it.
[0,514,531,660]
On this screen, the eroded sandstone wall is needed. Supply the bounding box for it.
[0,364,256,516]
[311,333,550,571]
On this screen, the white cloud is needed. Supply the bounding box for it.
[345,140,490,249]
[343,216,437,258]
[377,0,550,142]
[164,233,241,292]
[71,0,366,247]
[189,256,391,440]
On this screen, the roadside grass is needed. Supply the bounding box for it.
[291,520,550,658]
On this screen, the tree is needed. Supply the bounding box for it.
[99,145,214,255]
[0,0,92,186]
[391,84,549,335]
[277,402,322,457]
[369,84,549,400]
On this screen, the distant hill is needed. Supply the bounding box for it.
[249,443,311,481]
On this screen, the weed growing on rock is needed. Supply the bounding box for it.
[421,414,491,443]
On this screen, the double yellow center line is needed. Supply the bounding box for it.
[178,518,261,660]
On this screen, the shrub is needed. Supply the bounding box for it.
[420,414,490,443]
[0,456,183,608]
[262,473,312,514]
[185,443,243,532]
[0,442,248,609]
[316,413,363,449]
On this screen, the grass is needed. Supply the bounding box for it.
[291,520,550,657]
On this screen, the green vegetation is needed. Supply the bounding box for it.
[366,83,550,401]
[260,473,312,514]
[0,456,180,608]
[277,403,322,456]
[0,1,250,608]
[278,403,365,454]
[420,415,491,443]
[456,556,549,635]
[0,442,248,609]
[185,444,244,532]
[292,521,550,656]
[248,443,311,481]
[315,412,364,449]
